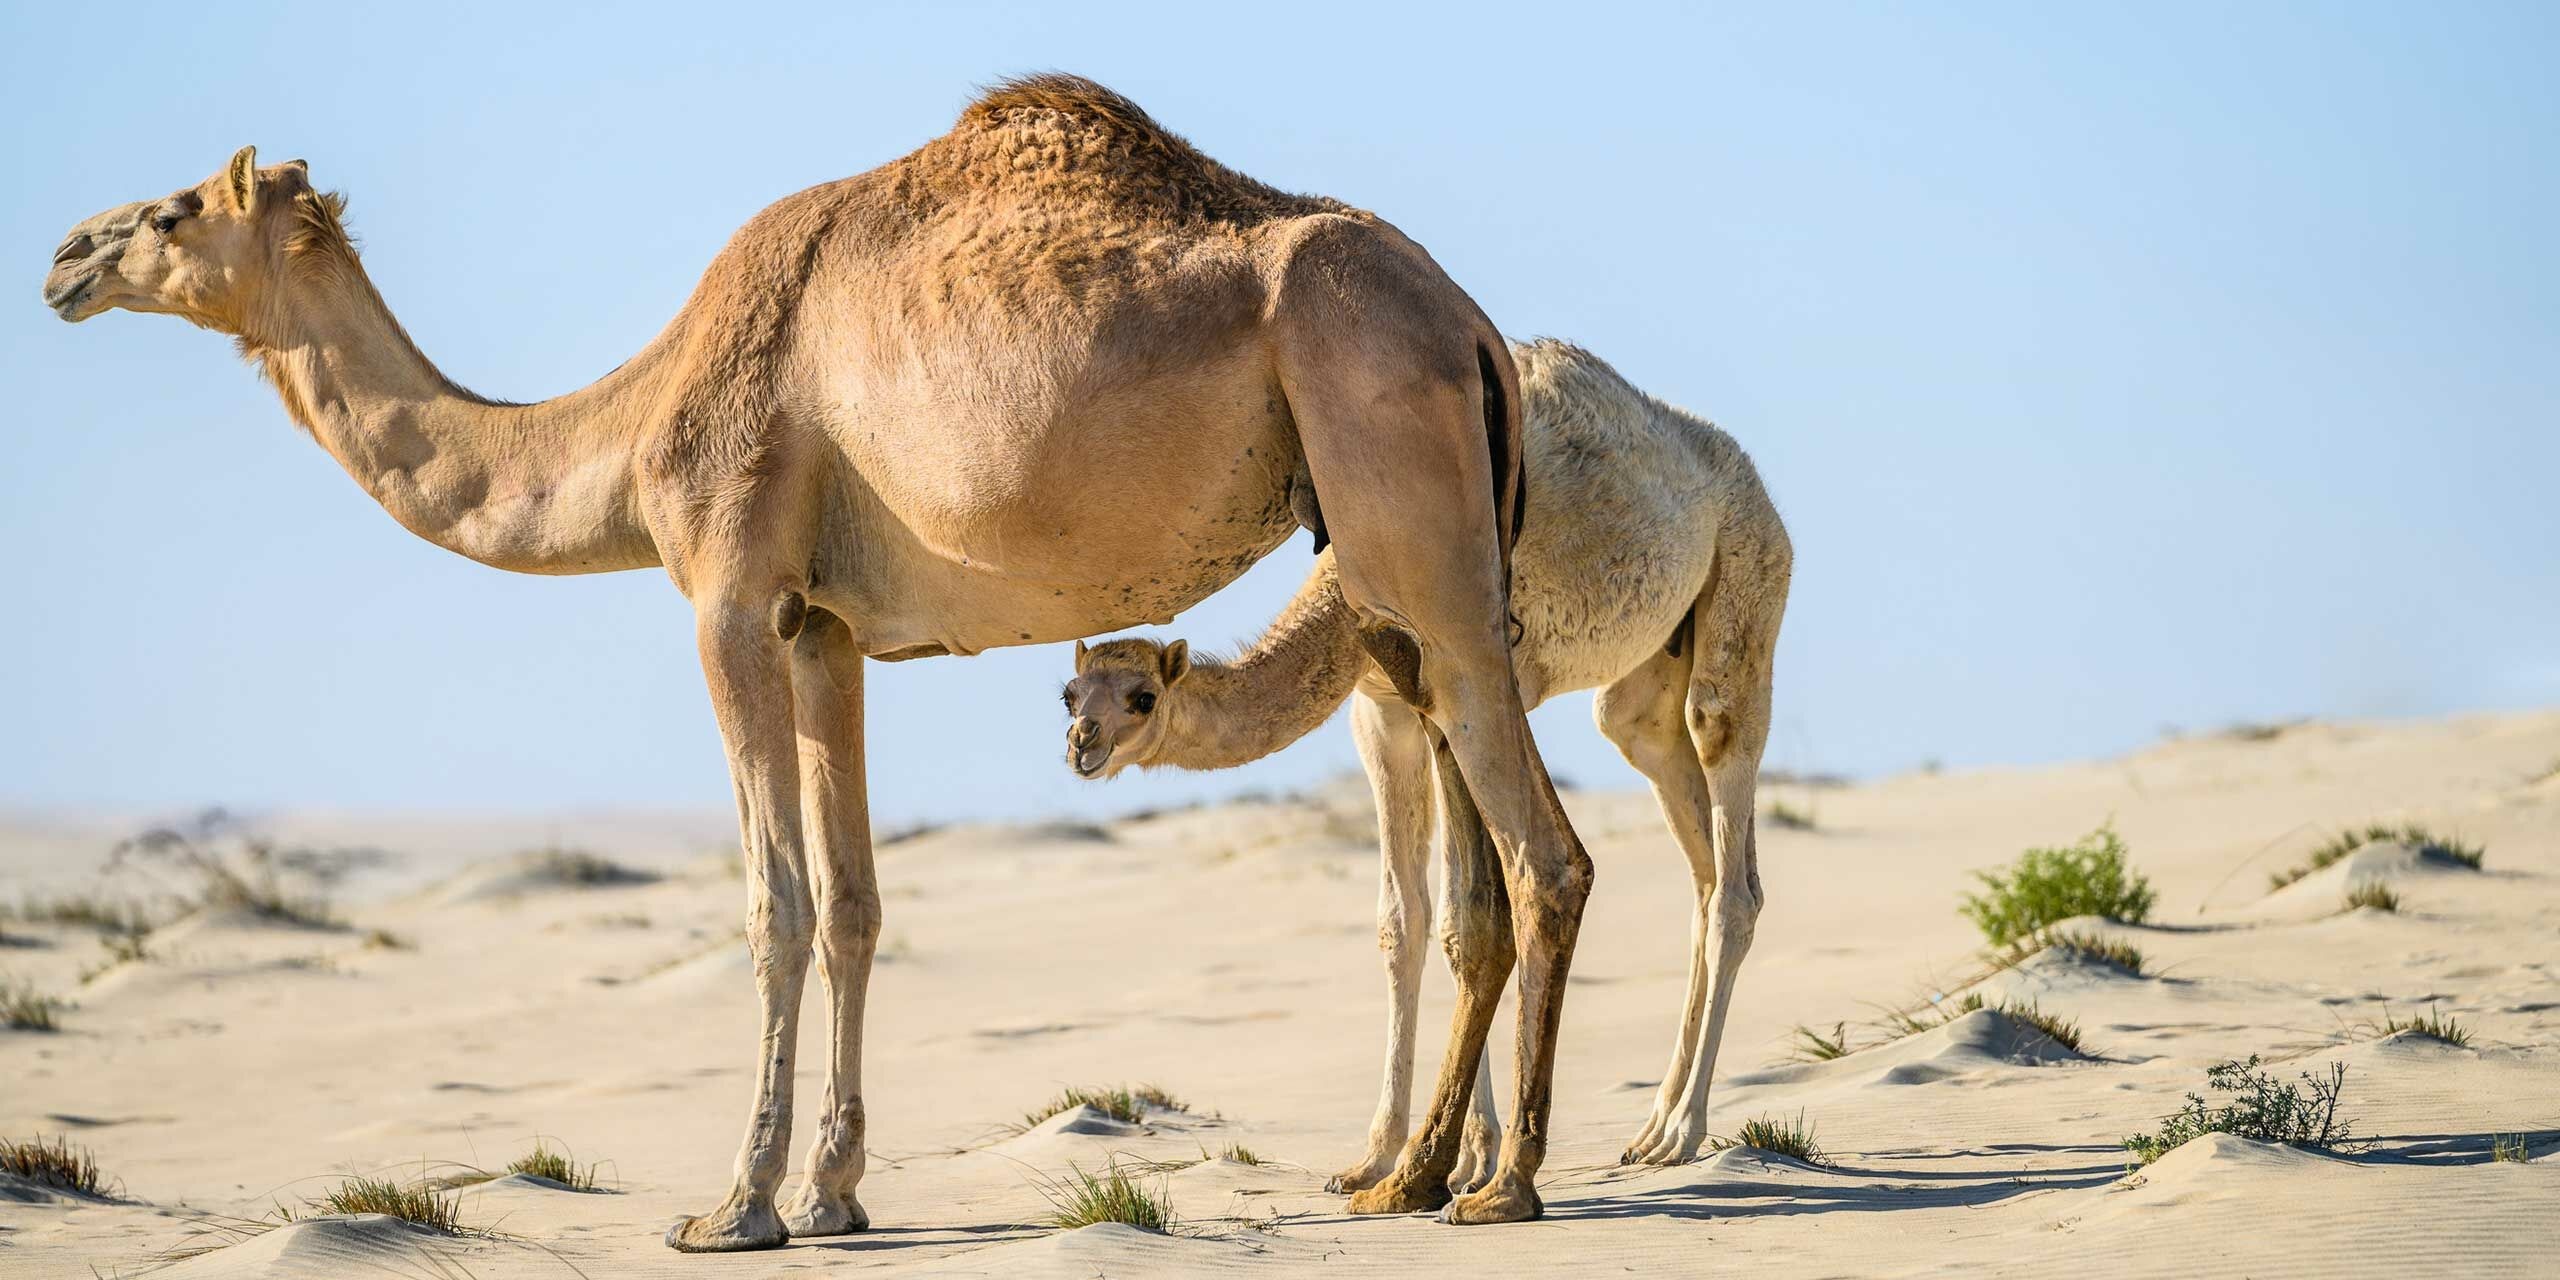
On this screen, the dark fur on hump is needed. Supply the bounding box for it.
[956,73,1345,224]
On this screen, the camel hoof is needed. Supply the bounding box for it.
[1326,1155,1397,1195]
[1345,1175,1453,1216]
[664,1198,789,1252]
[1438,1180,1542,1225]
[780,1186,870,1237]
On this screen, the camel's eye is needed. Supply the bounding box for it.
[1059,687,1075,710]
[1130,691,1156,715]
[152,212,181,234]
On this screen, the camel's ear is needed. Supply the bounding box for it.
[224,146,260,214]
[1073,639,1089,670]
[1160,639,1190,687]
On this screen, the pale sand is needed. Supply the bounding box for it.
[2,710,2554,1277]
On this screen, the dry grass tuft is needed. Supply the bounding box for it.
[2344,881,2401,913]
[1999,999,2085,1054]
[290,1176,464,1231]
[4,892,154,936]
[1,977,63,1031]
[1713,1112,1827,1165]
[1030,1159,1177,1232]
[2372,1005,2471,1047]
[507,1140,606,1191]
[1789,1021,1851,1062]
[2491,1133,2530,1163]
[2270,822,2483,890]
[1022,1083,1186,1129]
[1764,799,1817,831]
[2044,929,2146,975]
[1216,1142,1261,1166]
[0,1134,109,1195]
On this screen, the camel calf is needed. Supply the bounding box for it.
[1063,339,1792,1185]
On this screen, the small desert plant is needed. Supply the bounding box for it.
[6,891,155,936]
[290,1177,463,1232]
[2122,1057,2360,1165]
[0,1134,107,1195]
[1216,1143,1262,1166]
[1032,1159,1176,1232]
[527,846,657,887]
[111,814,337,928]
[1961,823,2155,949]
[1765,800,1816,831]
[1,978,63,1031]
[2044,929,2145,975]
[1790,1022,1851,1062]
[2491,1133,2530,1163]
[2270,822,2484,890]
[2372,1005,2471,1047]
[2343,881,2400,913]
[1998,999,2084,1054]
[361,928,410,951]
[1876,992,1987,1040]
[1022,1083,1184,1129]
[503,1140,605,1191]
[79,931,153,984]
[1714,1112,1826,1165]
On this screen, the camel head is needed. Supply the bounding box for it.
[1061,637,1191,779]
[44,146,320,333]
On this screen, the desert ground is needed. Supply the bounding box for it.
[2,709,2554,1278]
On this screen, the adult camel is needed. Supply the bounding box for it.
[38,76,1592,1247]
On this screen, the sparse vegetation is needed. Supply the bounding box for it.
[79,931,152,983]
[1022,1083,1186,1129]
[1216,1142,1262,1166]
[361,928,410,950]
[525,846,656,887]
[1713,1112,1827,1165]
[1999,999,2085,1054]
[1789,1021,1850,1062]
[288,1177,463,1232]
[4,891,154,936]
[1877,992,1986,1039]
[1765,799,1816,831]
[2269,822,2484,891]
[503,1140,606,1191]
[1,977,63,1031]
[2044,929,2146,976]
[1031,1159,1177,1232]
[2491,1133,2530,1163]
[2372,1005,2471,1048]
[2344,881,2400,913]
[110,813,338,928]
[0,1134,108,1195]
[1960,823,2155,949]
[2122,1056,2360,1165]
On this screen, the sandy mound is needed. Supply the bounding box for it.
[429,849,659,905]
[151,1215,532,1280]
[2242,840,2478,921]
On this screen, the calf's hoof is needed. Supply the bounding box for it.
[781,1185,870,1237]
[1345,1173,1454,1215]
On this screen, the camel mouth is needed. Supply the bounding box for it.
[1068,746,1114,779]
[43,274,94,321]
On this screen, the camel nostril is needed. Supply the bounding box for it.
[52,235,92,267]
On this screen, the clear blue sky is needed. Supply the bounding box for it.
[4,3,2553,827]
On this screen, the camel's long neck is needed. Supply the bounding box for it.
[244,250,671,575]
[1153,557,1370,771]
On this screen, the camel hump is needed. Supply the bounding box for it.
[951,73,1340,224]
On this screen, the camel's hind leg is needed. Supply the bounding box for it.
[1630,559,1785,1165]
[1269,225,1591,1225]
[1328,692,1438,1195]
[1590,635,1718,1162]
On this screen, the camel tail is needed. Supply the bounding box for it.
[1478,338,1528,614]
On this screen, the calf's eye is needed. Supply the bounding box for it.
[1131,692,1156,714]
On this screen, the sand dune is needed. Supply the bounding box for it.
[1,710,2553,1277]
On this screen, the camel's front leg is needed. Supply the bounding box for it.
[781,610,880,1236]
[1329,695,1436,1195]
[667,586,816,1253]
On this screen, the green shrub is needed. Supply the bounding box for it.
[2123,1057,2359,1165]
[1961,823,2155,948]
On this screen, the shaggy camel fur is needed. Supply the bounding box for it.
[1066,339,1791,1179]
[40,77,1593,1244]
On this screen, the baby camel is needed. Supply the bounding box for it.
[1064,339,1790,1182]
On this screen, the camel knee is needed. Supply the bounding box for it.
[746,893,817,966]
[1706,881,1759,950]
[817,881,882,956]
